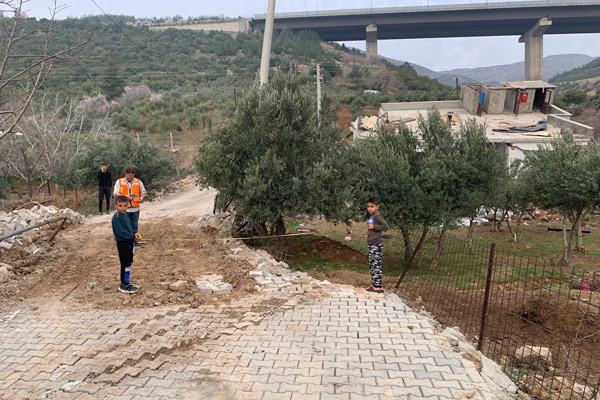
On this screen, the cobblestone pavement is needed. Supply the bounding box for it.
[0,285,511,400]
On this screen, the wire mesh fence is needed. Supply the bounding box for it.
[383,229,600,400]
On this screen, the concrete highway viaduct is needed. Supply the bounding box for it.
[250,1,600,81]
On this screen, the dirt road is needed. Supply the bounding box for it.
[3,184,261,310]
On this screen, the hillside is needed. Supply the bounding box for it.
[550,57,600,94]
[387,54,594,87]
[2,15,456,137]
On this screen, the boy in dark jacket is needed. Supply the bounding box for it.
[366,197,389,293]
[112,195,141,293]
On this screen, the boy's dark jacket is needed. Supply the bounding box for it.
[112,212,134,242]
[367,212,389,245]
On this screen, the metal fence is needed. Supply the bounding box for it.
[382,229,600,400]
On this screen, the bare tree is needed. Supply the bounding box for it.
[0,0,108,141]
[0,94,97,199]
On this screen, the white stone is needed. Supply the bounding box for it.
[254,277,269,285]
[515,346,553,370]
[481,355,518,394]
[249,271,263,277]
[0,241,12,251]
[213,286,232,295]
[257,262,267,270]
[168,280,188,291]
[255,257,267,265]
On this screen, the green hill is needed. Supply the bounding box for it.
[550,57,600,94]
[1,15,457,141]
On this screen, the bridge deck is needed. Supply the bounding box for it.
[251,0,600,41]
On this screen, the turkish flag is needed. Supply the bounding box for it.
[520,92,529,103]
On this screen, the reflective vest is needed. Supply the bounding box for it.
[118,177,141,207]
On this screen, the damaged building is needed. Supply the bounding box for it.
[350,81,594,165]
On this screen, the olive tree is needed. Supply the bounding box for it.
[523,131,600,265]
[195,71,351,236]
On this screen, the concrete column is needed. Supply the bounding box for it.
[366,24,378,62]
[518,18,552,81]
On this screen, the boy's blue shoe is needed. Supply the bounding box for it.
[119,284,139,294]
[134,242,143,248]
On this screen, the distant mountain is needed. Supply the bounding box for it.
[550,57,600,94]
[385,54,595,87]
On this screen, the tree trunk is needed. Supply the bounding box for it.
[575,210,587,252]
[254,222,269,237]
[400,225,412,263]
[272,216,286,253]
[430,227,447,268]
[561,212,582,267]
[515,213,523,242]
[467,217,474,254]
[490,209,498,232]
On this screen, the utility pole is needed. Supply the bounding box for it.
[316,64,321,125]
[259,0,276,86]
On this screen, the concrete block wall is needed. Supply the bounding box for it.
[461,86,480,115]
[518,89,536,114]
[483,89,507,114]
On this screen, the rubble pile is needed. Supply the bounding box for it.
[192,212,235,236]
[227,244,327,294]
[194,274,233,294]
[0,205,83,254]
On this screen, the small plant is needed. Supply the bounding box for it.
[407,325,415,331]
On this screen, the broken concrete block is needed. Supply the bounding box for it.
[194,280,217,294]
[257,262,267,270]
[249,270,263,277]
[231,247,243,255]
[0,242,12,251]
[24,244,39,254]
[254,277,269,286]
[168,280,188,291]
[213,286,232,295]
[255,257,267,265]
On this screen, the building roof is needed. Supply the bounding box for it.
[501,81,557,89]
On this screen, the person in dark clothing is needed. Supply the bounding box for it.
[112,195,141,294]
[366,197,389,294]
[97,163,112,213]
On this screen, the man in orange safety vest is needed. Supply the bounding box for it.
[113,166,147,246]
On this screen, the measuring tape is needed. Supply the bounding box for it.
[143,232,314,242]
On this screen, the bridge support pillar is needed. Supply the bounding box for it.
[366,24,378,62]
[518,18,552,81]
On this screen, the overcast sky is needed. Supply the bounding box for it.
[19,0,600,71]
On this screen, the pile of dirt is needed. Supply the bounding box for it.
[12,217,257,310]
[284,235,372,288]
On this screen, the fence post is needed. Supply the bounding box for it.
[478,242,496,353]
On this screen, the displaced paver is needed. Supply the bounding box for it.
[0,282,515,400]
